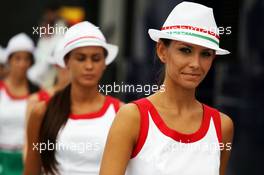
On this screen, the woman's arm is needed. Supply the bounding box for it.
[23,102,46,175]
[100,103,141,175]
[220,113,234,175]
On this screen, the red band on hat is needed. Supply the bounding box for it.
[64,36,103,48]
[161,25,220,39]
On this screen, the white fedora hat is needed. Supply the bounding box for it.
[148,1,230,55]
[4,33,35,63]
[57,21,119,68]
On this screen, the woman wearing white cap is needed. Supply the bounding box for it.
[0,33,39,175]
[23,39,70,162]
[24,21,122,175]
[100,2,234,175]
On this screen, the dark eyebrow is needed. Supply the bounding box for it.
[177,42,193,48]
[202,49,214,52]
[72,52,85,57]
[92,52,103,56]
[178,43,215,53]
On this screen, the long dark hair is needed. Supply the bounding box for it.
[39,84,71,174]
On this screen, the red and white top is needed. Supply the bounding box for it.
[126,98,222,175]
[0,81,29,150]
[55,96,120,175]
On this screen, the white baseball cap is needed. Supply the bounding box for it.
[148,1,230,55]
[57,21,119,67]
[4,33,35,63]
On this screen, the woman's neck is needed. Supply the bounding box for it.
[5,74,28,88]
[70,83,102,104]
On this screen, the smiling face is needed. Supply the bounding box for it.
[65,46,107,88]
[157,39,215,90]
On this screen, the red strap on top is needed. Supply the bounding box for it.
[37,90,51,103]
[206,105,222,143]
[131,98,150,158]
[107,96,121,113]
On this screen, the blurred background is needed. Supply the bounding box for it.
[0,0,263,174]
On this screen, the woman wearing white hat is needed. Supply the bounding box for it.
[0,33,39,175]
[100,2,233,175]
[24,21,122,175]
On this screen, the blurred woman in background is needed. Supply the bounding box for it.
[0,33,39,175]
[24,21,122,175]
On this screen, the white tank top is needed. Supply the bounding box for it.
[0,81,28,150]
[126,98,222,175]
[55,96,120,175]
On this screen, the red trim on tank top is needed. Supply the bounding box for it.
[130,98,222,158]
[37,90,51,103]
[107,96,121,113]
[0,81,28,100]
[209,106,222,143]
[131,98,149,158]
[145,98,211,143]
[69,96,117,120]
